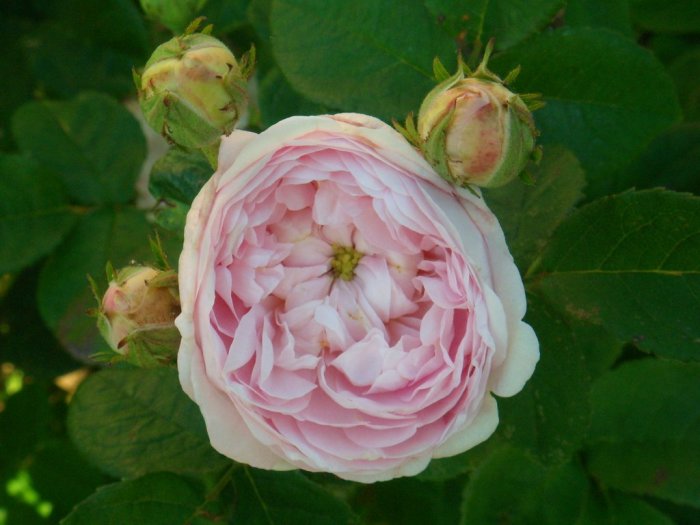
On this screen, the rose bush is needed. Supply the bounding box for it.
[176,113,539,482]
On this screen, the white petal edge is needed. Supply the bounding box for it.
[433,394,499,458]
[489,321,540,397]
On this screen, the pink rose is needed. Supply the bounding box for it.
[176,113,538,482]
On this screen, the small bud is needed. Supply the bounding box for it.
[97,266,180,368]
[417,49,538,189]
[136,28,253,151]
[139,0,208,34]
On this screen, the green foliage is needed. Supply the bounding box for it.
[68,368,229,478]
[491,29,681,199]
[0,155,77,274]
[270,0,455,121]
[531,189,700,361]
[587,359,700,507]
[424,0,565,50]
[12,93,146,205]
[484,145,586,271]
[232,468,358,524]
[564,0,634,37]
[60,473,207,525]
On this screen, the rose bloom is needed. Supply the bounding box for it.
[176,113,538,483]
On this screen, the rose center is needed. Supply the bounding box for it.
[329,244,363,281]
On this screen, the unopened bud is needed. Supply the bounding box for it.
[416,47,538,189]
[135,26,253,151]
[97,266,180,367]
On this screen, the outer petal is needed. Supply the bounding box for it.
[433,394,499,458]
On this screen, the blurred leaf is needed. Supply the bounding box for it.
[0,268,79,380]
[0,154,77,274]
[625,123,700,194]
[580,492,676,525]
[29,439,112,520]
[232,468,356,525]
[647,498,700,525]
[491,28,681,199]
[149,147,212,205]
[37,207,154,361]
[424,0,564,50]
[270,0,455,121]
[61,472,206,525]
[203,0,251,35]
[629,0,700,33]
[12,92,146,205]
[0,16,34,151]
[484,146,586,271]
[531,189,700,361]
[668,49,700,122]
[47,0,148,58]
[460,447,590,525]
[587,359,700,508]
[258,67,330,129]
[23,25,139,100]
[355,476,462,525]
[68,367,228,478]
[0,383,51,467]
[564,0,633,37]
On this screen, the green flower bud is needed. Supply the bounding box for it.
[140,0,208,34]
[136,29,253,151]
[97,266,180,368]
[416,49,538,189]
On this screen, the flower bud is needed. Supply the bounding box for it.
[139,0,207,33]
[416,53,537,189]
[135,29,253,151]
[97,266,180,367]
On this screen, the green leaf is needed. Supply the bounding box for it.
[629,0,700,33]
[37,207,155,361]
[0,154,77,274]
[28,439,112,520]
[23,24,140,100]
[356,476,462,525]
[61,472,205,525]
[203,0,251,35]
[47,0,148,58]
[149,147,212,205]
[12,92,147,205]
[668,49,700,122]
[625,123,700,194]
[68,367,228,479]
[460,447,590,525]
[530,189,700,361]
[232,468,356,525]
[0,16,34,150]
[491,28,681,199]
[564,0,634,37]
[587,359,700,508]
[580,492,676,525]
[258,67,331,130]
[0,268,79,381]
[424,0,564,51]
[270,0,455,121]
[483,146,586,271]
